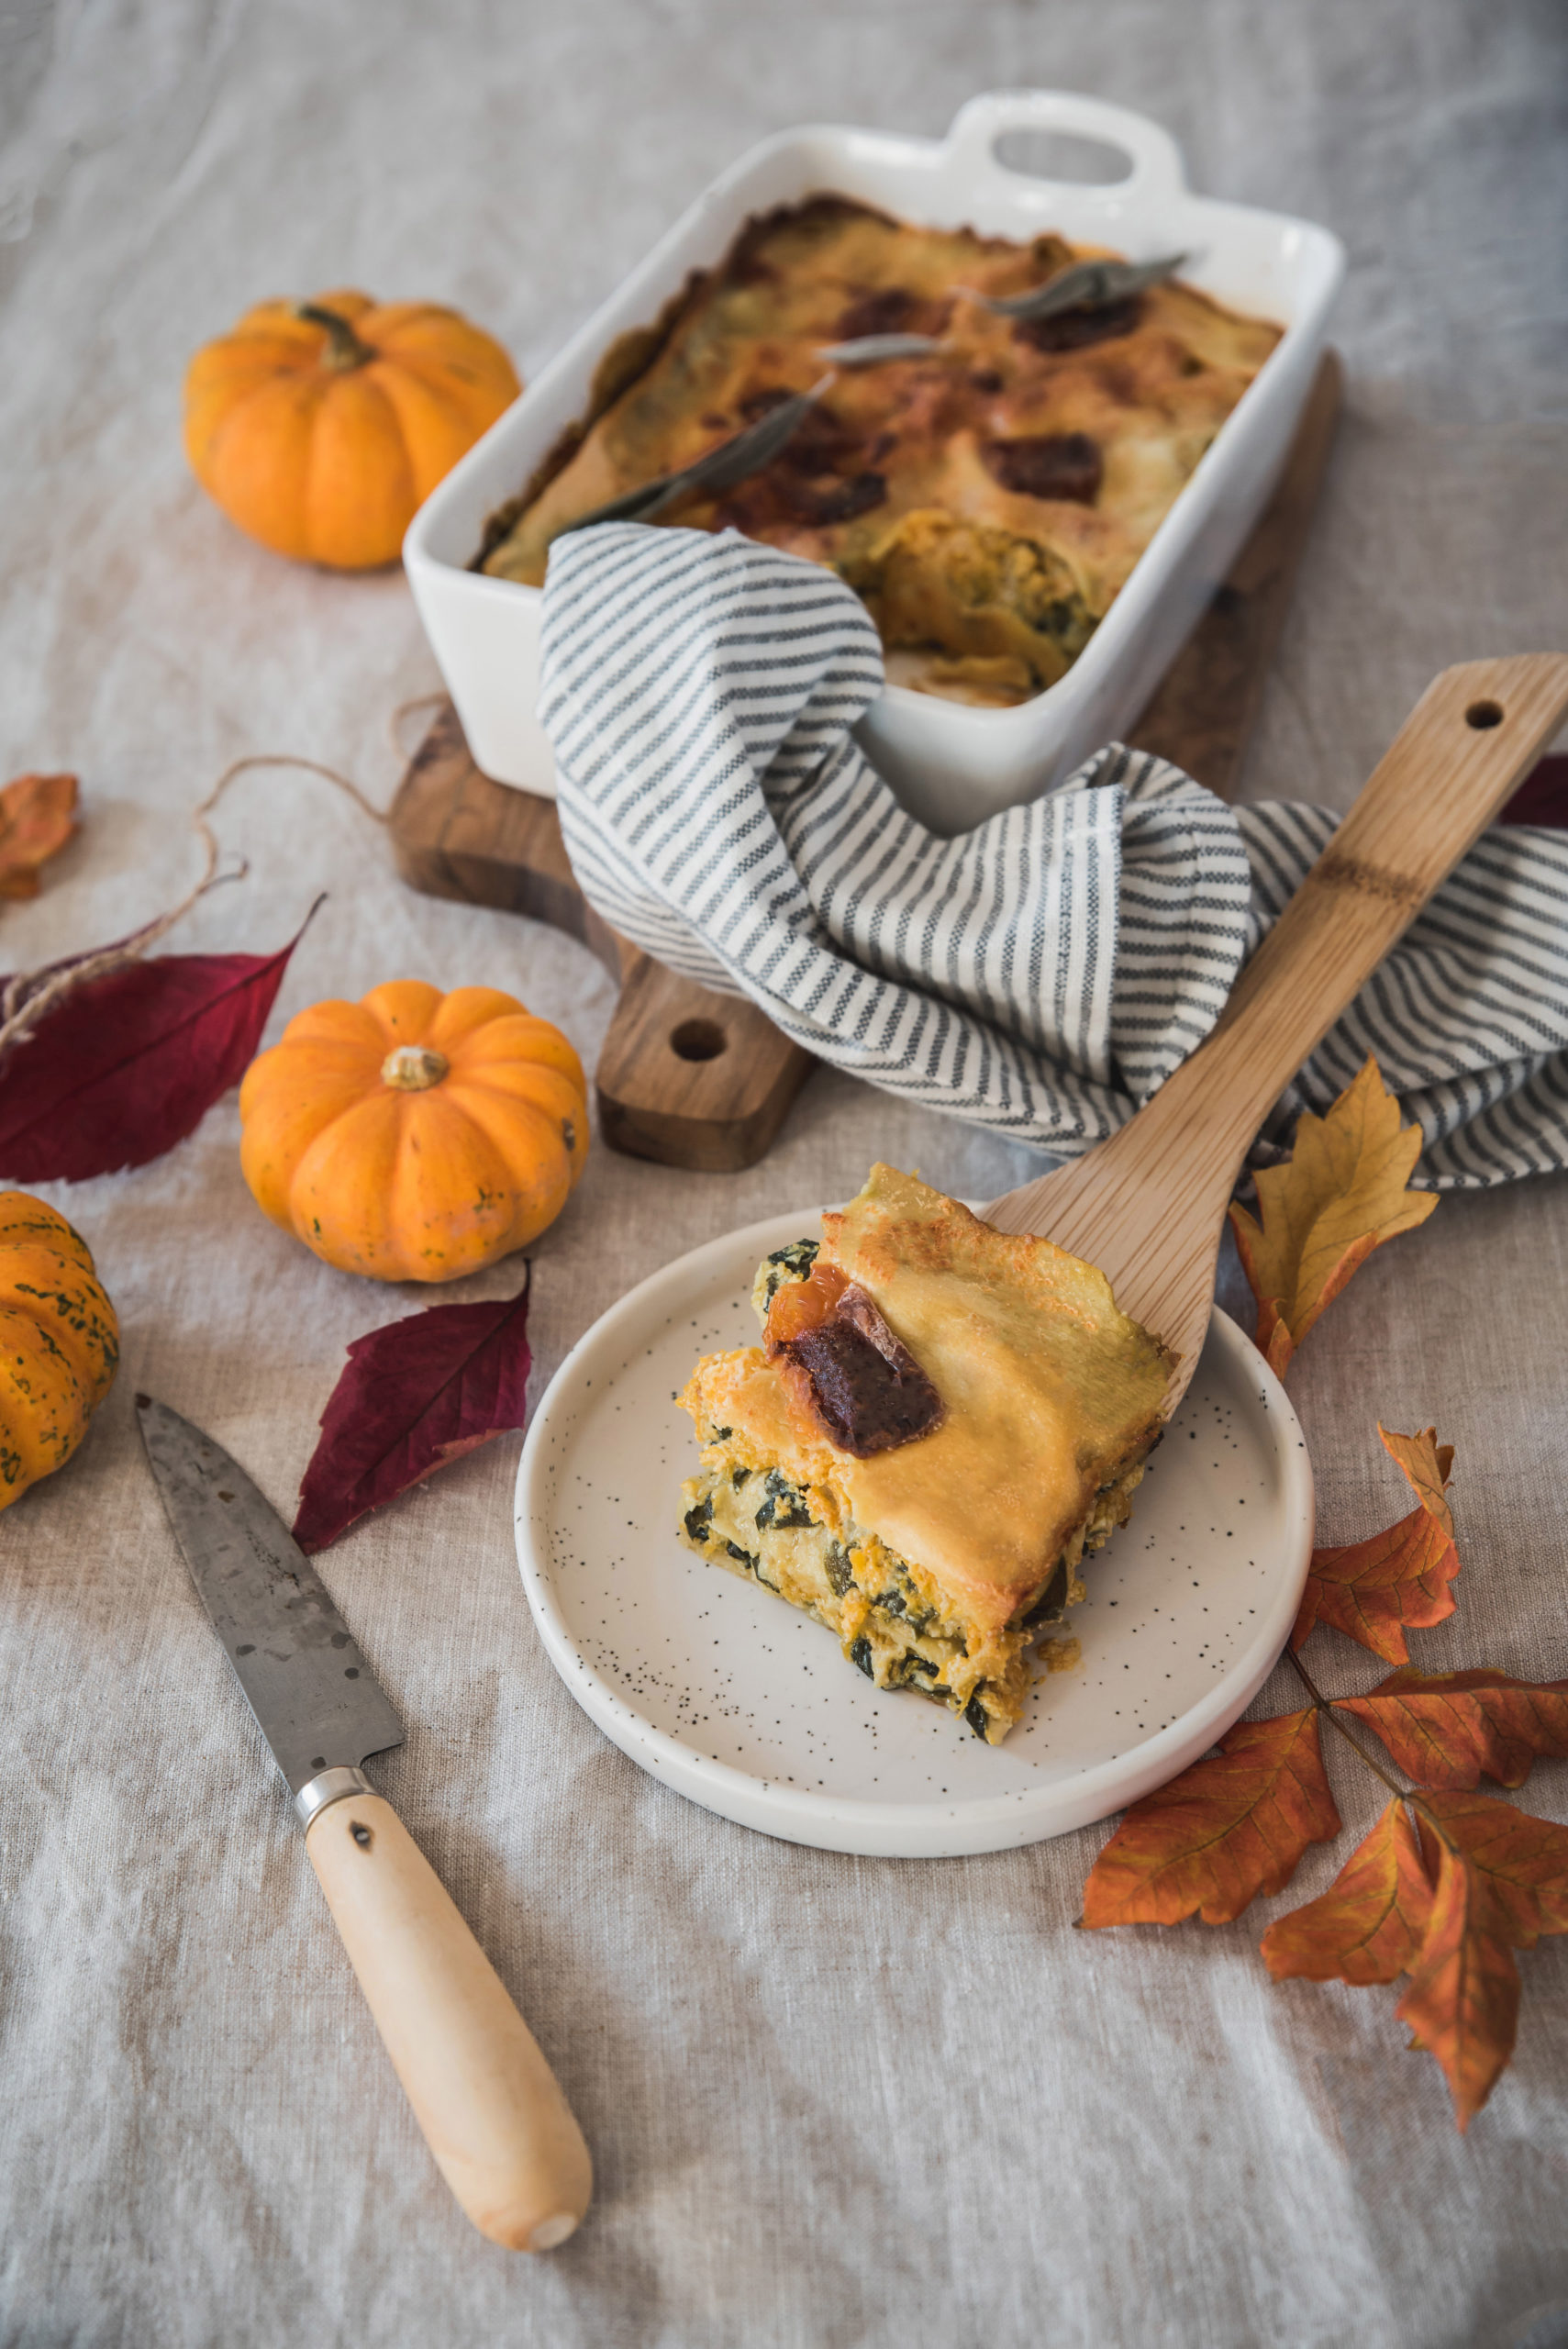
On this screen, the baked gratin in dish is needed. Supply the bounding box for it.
[478,197,1282,707]
[676,1165,1173,1743]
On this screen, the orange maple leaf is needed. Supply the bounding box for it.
[1378,1424,1455,1531]
[1417,1789,1568,1948]
[1338,1667,1568,1791]
[1397,1791,1568,2128]
[0,772,78,900]
[1290,1424,1460,1661]
[1396,1836,1520,2131]
[1082,1709,1341,1928]
[1261,1797,1434,1986]
[1229,1057,1438,1377]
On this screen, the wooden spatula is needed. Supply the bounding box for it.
[985,654,1568,1408]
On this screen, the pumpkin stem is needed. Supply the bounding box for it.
[382,1044,450,1091]
[295,302,376,373]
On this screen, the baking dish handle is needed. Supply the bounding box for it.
[942,90,1188,206]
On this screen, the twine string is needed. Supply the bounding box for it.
[0,733,413,1067]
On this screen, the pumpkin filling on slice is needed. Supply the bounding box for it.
[675,1164,1174,1743]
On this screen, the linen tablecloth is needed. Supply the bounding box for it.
[2,5,1565,2345]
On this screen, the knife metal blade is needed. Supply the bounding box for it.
[137,1394,404,1797]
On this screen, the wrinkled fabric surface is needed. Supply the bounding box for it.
[542,521,1568,1183]
[2,5,1566,2348]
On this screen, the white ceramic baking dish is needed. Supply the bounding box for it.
[405,90,1344,834]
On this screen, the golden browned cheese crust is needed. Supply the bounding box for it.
[824,1165,1171,1632]
[674,1165,1173,1742]
[482,197,1282,702]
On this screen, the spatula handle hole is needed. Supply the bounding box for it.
[1465,698,1505,729]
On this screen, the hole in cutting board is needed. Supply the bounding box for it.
[670,1019,728,1062]
[1465,698,1504,729]
[992,128,1134,185]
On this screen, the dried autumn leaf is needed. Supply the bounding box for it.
[0,772,79,900]
[1396,1836,1520,2131]
[1291,1424,1460,1662]
[0,922,309,1182]
[1398,1790,1568,2125]
[1082,1709,1341,1928]
[1229,1057,1438,1377]
[1378,1425,1455,1534]
[293,1275,531,1553]
[1417,1789,1568,1950]
[1339,1667,1568,1791]
[1261,1797,1434,1985]
[1499,751,1568,829]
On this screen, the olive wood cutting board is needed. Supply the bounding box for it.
[390,351,1343,1172]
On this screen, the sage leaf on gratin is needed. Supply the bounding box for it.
[0,917,312,1181]
[561,379,832,534]
[293,1273,532,1553]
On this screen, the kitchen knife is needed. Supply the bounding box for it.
[136,1392,592,2253]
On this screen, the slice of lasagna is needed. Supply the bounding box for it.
[676,1164,1173,1742]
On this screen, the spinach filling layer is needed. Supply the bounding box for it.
[677,1451,1148,1742]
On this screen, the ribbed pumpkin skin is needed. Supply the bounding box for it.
[0,1192,119,1511]
[239,983,590,1282]
[183,290,521,569]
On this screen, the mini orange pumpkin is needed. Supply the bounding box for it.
[239,983,589,1282]
[183,291,521,569]
[0,1192,118,1512]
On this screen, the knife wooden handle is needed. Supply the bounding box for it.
[305,1792,592,2251]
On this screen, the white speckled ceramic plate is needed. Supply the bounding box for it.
[516,1208,1315,1857]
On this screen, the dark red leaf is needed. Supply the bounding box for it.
[0,917,312,1181]
[293,1274,532,1553]
[1499,753,1568,829]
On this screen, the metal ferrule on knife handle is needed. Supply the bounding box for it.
[136,1395,593,2253]
[295,1765,374,1831]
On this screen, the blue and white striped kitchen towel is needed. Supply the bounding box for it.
[539,522,1568,1186]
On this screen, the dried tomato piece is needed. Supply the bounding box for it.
[1014,295,1143,354]
[770,1274,944,1456]
[775,471,888,525]
[982,431,1103,505]
[834,286,949,341]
